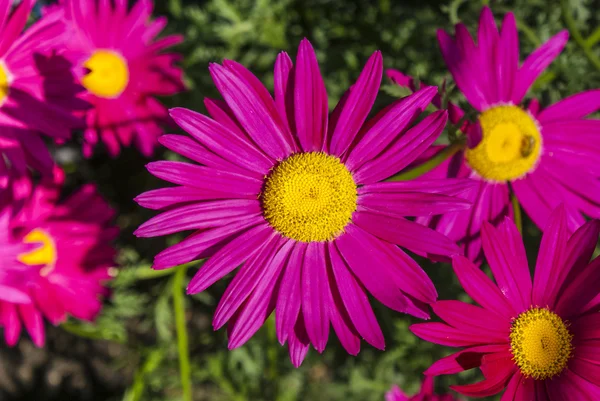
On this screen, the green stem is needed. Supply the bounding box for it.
[511,191,523,235]
[561,0,600,71]
[173,264,192,401]
[387,141,465,181]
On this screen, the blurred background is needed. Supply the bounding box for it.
[2,0,600,400]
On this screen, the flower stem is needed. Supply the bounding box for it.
[560,0,600,71]
[387,141,465,181]
[511,191,523,235]
[173,264,192,401]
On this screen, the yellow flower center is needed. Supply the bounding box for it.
[261,152,357,242]
[509,307,573,380]
[465,105,542,182]
[0,62,11,105]
[82,50,129,98]
[17,228,57,276]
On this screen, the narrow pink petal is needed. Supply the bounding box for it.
[288,316,310,367]
[496,13,518,102]
[134,186,243,210]
[329,51,383,156]
[410,322,496,347]
[358,178,477,198]
[274,51,294,131]
[135,200,262,237]
[18,303,45,347]
[326,274,361,356]
[276,242,306,344]
[450,365,516,398]
[512,31,569,103]
[358,190,471,217]
[452,255,517,319]
[502,373,531,401]
[214,238,291,330]
[186,222,274,293]
[532,205,569,308]
[353,210,461,259]
[33,282,65,325]
[345,86,438,171]
[209,62,293,159]
[301,242,330,353]
[555,257,600,317]
[1,302,22,346]
[294,39,328,151]
[0,0,34,57]
[329,242,384,350]
[169,107,273,174]
[481,220,532,314]
[477,6,500,103]
[546,369,600,401]
[538,90,600,123]
[425,345,508,375]
[203,98,247,139]
[561,220,600,283]
[432,301,509,340]
[570,358,600,387]
[146,161,262,195]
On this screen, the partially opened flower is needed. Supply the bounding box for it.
[0,0,84,197]
[386,376,458,401]
[0,178,117,347]
[60,0,185,157]
[135,39,476,366]
[411,206,600,399]
[389,6,600,262]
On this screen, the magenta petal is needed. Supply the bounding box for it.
[18,303,44,347]
[134,186,244,210]
[547,369,600,401]
[1,302,22,346]
[502,373,531,401]
[274,51,294,132]
[146,161,262,195]
[538,89,600,123]
[325,275,361,356]
[450,364,516,398]
[561,220,600,283]
[226,240,289,349]
[329,51,383,157]
[433,301,509,340]
[213,237,289,329]
[276,242,306,344]
[555,257,600,318]
[358,190,471,218]
[33,282,65,325]
[352,109,448,184]
[294,39,328,152]
[135,199,261,237]
[425,344,508,375]
[345,86,438,171]
[169,107,273,174]
[209,62,293,160]
[452,255,516,319]
[186,222,274,292]
[496,12,518,102]
[288,316,310,367]
[301,242,330,353]
[532,205,569,308]
[511,30,569,103]
[359,179,477,198]
[481,220,532,314]
[328,242,385,350]
[477,6,500,103]
[353,210,460,259]
[203,98,247,138]
[410,322,495,347]
[570,358,600,387]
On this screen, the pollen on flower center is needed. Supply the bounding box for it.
[466,105,542,182]
[509,307,573,380]
[82,50,129,98]
[17,228,57,276]
[261,152,357,242]
[0,62,11,105]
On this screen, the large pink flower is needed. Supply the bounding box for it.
[389,6,600,262]
[411,207,600,399]
[135,39,477,366]
[59,0,185,157]
[0,177,117,347]
[386,376,458,401]
[0,0,84,197]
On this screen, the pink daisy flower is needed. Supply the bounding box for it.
[135,39,477,366]
[0,0,84,196]
[389,6,600,262]
[411,206,600,399]
[59,0,185,157]
[0,177,117,347]
[386,376,458,401]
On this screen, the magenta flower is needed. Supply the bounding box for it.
[386,376,458,401]
[59,0,185,157]
[0,0,84,197]
[0,177,117,347]
[411,206,600,399]
[135,39,476,366]
[389,6,600,262]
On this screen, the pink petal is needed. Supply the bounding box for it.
[425,344,509,375]
[276,242,306,344]
[18,303,45,347]
[410,322,495,347]
[432,300,509,340]
[301,242,330,353]
[288,316,310,367]
[496,12,518,102]
[358,190,471,217]
[134,186,244,210]
[538,89,600,123]
[450,364,516,398]
[274,51,294,131]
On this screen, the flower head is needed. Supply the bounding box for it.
[391,6,600,262]
[59,0,185,157]
[411,206,600,399]
[0,0,84,197]
[0,177,117,347]
[386,376,458,401]
[136,39,477,366]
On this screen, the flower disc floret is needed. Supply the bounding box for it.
[82,50,129,98]
[261,152,357,242]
